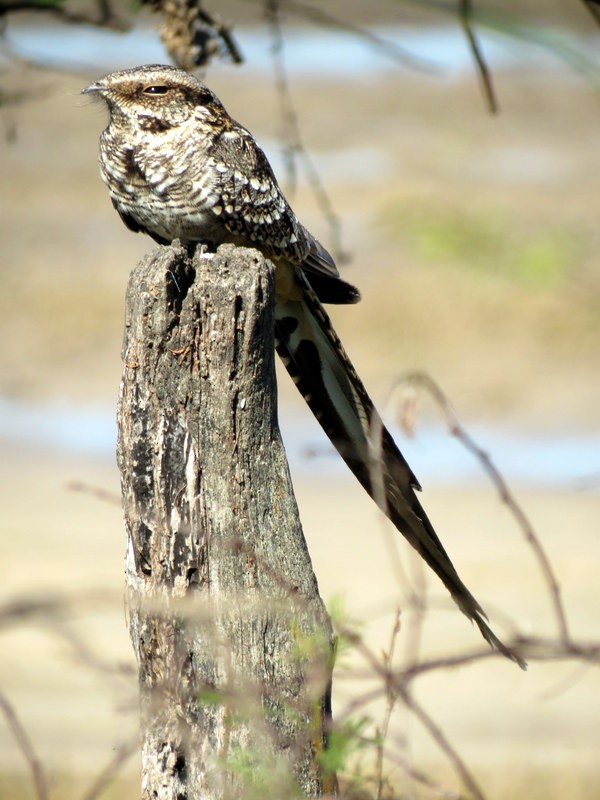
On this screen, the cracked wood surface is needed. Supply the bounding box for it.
[117,243,335,799]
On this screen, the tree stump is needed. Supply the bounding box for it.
[117,243,336,799]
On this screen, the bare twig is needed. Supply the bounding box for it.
[66,480,121,506]
[0,691,48,800]
[581,0,600,25]
[80,735,139,800]
[0,593,68,627]
[377,733,474,800]
[0,590,133,672]
[264,0,347,262]
[398,686,487,800]
[335,624,487,800]
[396,371,571,644]
[400,553,428,670]
[281,0,439,74]
[374,610,401,800]
[366,410,422,606]
[0,590,120,628]
[195,4,243,63]
[459,0,498,113]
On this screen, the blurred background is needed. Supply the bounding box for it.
[1,1,599,798]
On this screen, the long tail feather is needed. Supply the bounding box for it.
[275,275,526,669]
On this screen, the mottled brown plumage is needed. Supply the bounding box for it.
[83,65,524,668]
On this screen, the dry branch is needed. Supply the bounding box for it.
[0,691,48,800]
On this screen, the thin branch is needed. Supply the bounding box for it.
[0,591,134,676]
[398,634,600,685]
[367,409,423,608]
[400,555,427,669]
[398,686,487,800]
[459,0,498,113]
[80,736,139,800]
[0,691,48,800]
[0,590,118,628]
[281,0,439,74]
[335,624,487,800]
[67,480,121,506]
[264,0,347,262]
[0,593,70,628]
[396,372,571,644]
[379,733,474,800]
[581,0,600,25]
[374,610,401,800]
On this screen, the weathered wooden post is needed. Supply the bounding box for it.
[117,242,336,798]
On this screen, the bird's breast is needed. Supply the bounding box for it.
[100,126,226,246]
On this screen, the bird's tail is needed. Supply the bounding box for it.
[274,275,525,669]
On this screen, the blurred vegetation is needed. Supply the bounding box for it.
[2,760,600,799]
[383,200,586,289]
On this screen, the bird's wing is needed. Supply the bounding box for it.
[300,239,361,305]
[274,269,526,669]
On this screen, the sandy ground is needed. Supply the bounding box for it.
[0,442,598,798]
[1,22,600,799]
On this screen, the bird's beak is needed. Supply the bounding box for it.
[81,79,107,96]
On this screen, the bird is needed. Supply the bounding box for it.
[83,64,524,668]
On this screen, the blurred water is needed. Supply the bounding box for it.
[0,397,598,489]
[0,398,116,459]
[4,22,596,77]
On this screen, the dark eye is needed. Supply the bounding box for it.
[143,85,169,95]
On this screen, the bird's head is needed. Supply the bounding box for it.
[82,64,222,133]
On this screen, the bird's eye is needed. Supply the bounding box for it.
[143,85,169,95]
